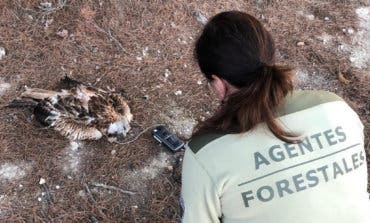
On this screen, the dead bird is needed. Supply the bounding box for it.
[12,77,133,141]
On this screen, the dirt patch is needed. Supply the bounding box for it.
[160,101,197,138]
[0,0,369,222]
[123,152,172,189]
[132,152,171,180]
[62,141,81,174]
[348,7,370,69]
[0,80,11,96]
[0,163,28,181]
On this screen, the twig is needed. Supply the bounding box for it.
[40,184,54,204]
[92,22,127,54]
[84,183,96,203]
[91,182,135,195]
[88,215,99,223]
[38,0,68,16]
[83,181,106,219]
[337,65,350,84]
[115,124,164,145]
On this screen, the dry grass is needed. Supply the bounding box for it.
[0,0,369,222]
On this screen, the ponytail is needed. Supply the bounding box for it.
[194,11,300,143]
[194,65,299,143]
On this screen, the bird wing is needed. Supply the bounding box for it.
[52,116,103,141]
[109,94,133,122]
[33,95,103,141]
[21,88,60,100]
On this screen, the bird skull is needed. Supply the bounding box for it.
[107,119,131,141]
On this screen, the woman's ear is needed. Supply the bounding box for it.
[210,75,227,100]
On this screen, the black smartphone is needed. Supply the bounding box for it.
[152,125,185,152]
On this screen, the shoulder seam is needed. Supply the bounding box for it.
[188,133,225,154]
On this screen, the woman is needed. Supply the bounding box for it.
[181,11,369,223]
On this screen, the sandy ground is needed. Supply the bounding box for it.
[0,0,369,222]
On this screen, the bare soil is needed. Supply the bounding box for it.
[0,0,369,222]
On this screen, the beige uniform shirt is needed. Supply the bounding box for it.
[181,90,370,223]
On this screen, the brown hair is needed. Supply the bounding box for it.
[194,11,298,143]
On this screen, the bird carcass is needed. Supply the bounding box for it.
[15,77,133,141]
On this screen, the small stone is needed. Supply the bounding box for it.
[347,28,354,34]
[37,197,42,202]
[306,14,315,20]
[184,64,188,68]
[73,58,77,63]
[40,2,52,8]
[164,69,171,78]
[194,11,208,25]
[167,165,173,172]
[197,80,203,85]
[297,41,305,46]
[19,184,23,188]
[56,29,68,38]
[41,192,46,196]
[95,65,100,70]
[177,37,188,45]
[0,47,6,60]
[324,16,330,21]
[39,178,46,185]
[170,22,176,28]
[136,56,143,61]
[55,185,61,189]
[142,47,149,57]
[174,90,182,96]
[78,190,85,197]
[111,150,117,155]
[44,19,53,29]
